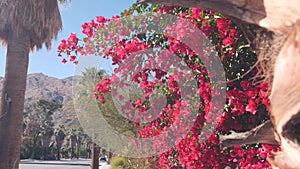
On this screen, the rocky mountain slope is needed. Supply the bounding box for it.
[0,73,80,129]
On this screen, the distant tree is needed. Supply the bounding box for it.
[68,128,78,159]
[73,68,104,167]
[23,105,42,159]
[82,134,92,159]
[41,125,54,160]
[37,100,62,160]
[73,67,145,166]
[75,127,84,159]
[23,100,62,160]
[54,125,66,160]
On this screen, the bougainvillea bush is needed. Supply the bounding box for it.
[58,3,279,169]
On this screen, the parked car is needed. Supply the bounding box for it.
[99,155,107,162]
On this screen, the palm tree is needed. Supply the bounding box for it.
[68,128,78,159]
[41,126,54,160]
[23,100,61,159]
[37,99,61,160]
[82,134,92,159]
[75,127,84,159]
[54,125,66,160]
[24,113,42,159]
[0,1,63,168]
[73,68,104,169]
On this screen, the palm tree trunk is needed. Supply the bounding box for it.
[91,142,100,169]
[57,146,61,160]
[31,139,37,159]
[107,150,112,164]
[71,145,74,159]
[0,30,30,169]
[43,147,47,160]
[76,144,80,159]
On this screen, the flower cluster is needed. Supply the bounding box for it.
[58,4,278,169]
[57,33,79,64]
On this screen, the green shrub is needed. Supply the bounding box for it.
[111,156,126,169]
[60,146,70,159]
[111,156,157,169]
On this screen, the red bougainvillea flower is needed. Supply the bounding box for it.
[222,37,234,46]
[57,4,277,168]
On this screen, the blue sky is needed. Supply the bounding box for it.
[0,0,136,79]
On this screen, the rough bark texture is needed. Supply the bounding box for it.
[268,21,300,169]
[0,30,30,169]
[232,21,288,84]
[138,0,267,26]
[219,120,278,147]
[138,0,300,32]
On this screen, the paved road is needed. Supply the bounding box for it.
[19,159,110,169]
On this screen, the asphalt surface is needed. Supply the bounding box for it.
[19,159,110,169]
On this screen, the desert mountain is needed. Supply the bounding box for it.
[0,73,80,129]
